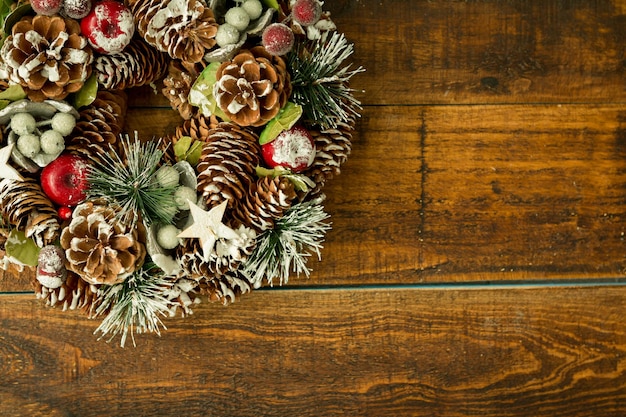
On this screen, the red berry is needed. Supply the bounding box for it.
[30,0,63,15]
[261,125,316,173]
[58,206,73,220]
[262,23,294,56]
[292,0,322,26]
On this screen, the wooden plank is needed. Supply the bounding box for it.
[2,286,626,416]
[420,104,626,281]
[325,0,626,105]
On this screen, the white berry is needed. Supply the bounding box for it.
[10,113,37,135]
[17,134,41,158]
[174,186,197,210]
[225,7,250,31]
[216,23,241,47]
[242,0,263,20]
[156,165,180,188]
[51,112,76,136]
[40,130,65,155]
[156,224,182,250]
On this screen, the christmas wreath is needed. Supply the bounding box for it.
[0,0,362,346]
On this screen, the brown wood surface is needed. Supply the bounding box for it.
[2,0,626,415]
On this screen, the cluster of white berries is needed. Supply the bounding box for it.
[153,164,200,250]
[12,111,76,166]
[215,0,265,47]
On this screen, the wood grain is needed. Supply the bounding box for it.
[326,0,626,105]
[2,286,626,417]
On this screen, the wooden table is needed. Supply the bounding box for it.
[2,1,626,415]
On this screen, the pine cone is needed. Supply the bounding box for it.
[214,46,291,127]
[0,178,60,247]
[0,15,93,101]
[60,200,147,285]
[162,59,206,120]
[177,227,256,280]
[196,122,261,219]
[65,90,128,164]
[304,115,355,196]
[235,175,297,232]
[126,0,218,64]
[32,270,102,316]
[161,111,219,163]
[95,37,169,90]
[197,271,253,305]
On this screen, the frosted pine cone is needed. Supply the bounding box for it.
[161,112,218,163]
[177,223,256,281]
[162,59,206,120]
[95,37,169,90]
[197,271,254,305]
[304,115,356,195]
[214,46,291,127]
[126,0,218,64]
[60,200,147,285]
[196,122,261,217]
[236,175,297,232]
[33,270,102,316]
[66,90,128,163]
[0,178,60,247]
[0,15,93,101]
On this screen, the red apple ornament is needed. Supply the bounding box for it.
[261,125,316,173]
[80,0,134,54]
[41,153,90,207]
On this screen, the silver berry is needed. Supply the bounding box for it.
[17,134,41,158]
[51,112,76,136]
[10,113,37,136]
[40,130,65,155]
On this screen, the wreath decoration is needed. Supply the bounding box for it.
[0,0,362,346]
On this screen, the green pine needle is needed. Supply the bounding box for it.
[243,200,331,287]
[288,32,364,129]
[87,134,177,226]
[93,266,173,348]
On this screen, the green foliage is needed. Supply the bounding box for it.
[188,62,229,120]
[93,266,172,347]
[259,102,303,145]
[0,84,26,110]
[243,200,331,286]
[87,135,178,226]
[71,74,98,109]
[5,229,40,266]
[287,32,364,129]
[173,135,203,166]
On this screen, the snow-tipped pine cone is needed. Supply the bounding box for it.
[214,46,291,127]
[60,200,147,285]
[0,15,93,101]
[126,0,218,63]
[196,122,261,218]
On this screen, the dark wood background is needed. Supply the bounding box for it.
[2,0,626,415]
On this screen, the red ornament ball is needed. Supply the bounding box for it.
[261,125,316,173]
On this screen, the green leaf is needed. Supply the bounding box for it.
[261,0,279,10]
[283,173,316,192]
[3,3,31,36]
[0,99,9,110]
[0,0,15,32]
[189,62,229,120]
[0,84,25,101]
[71,74,98,109]
[173,136,203,166]
[255,165,315,192]
[259,102,303,145]
[5,229,40,266]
